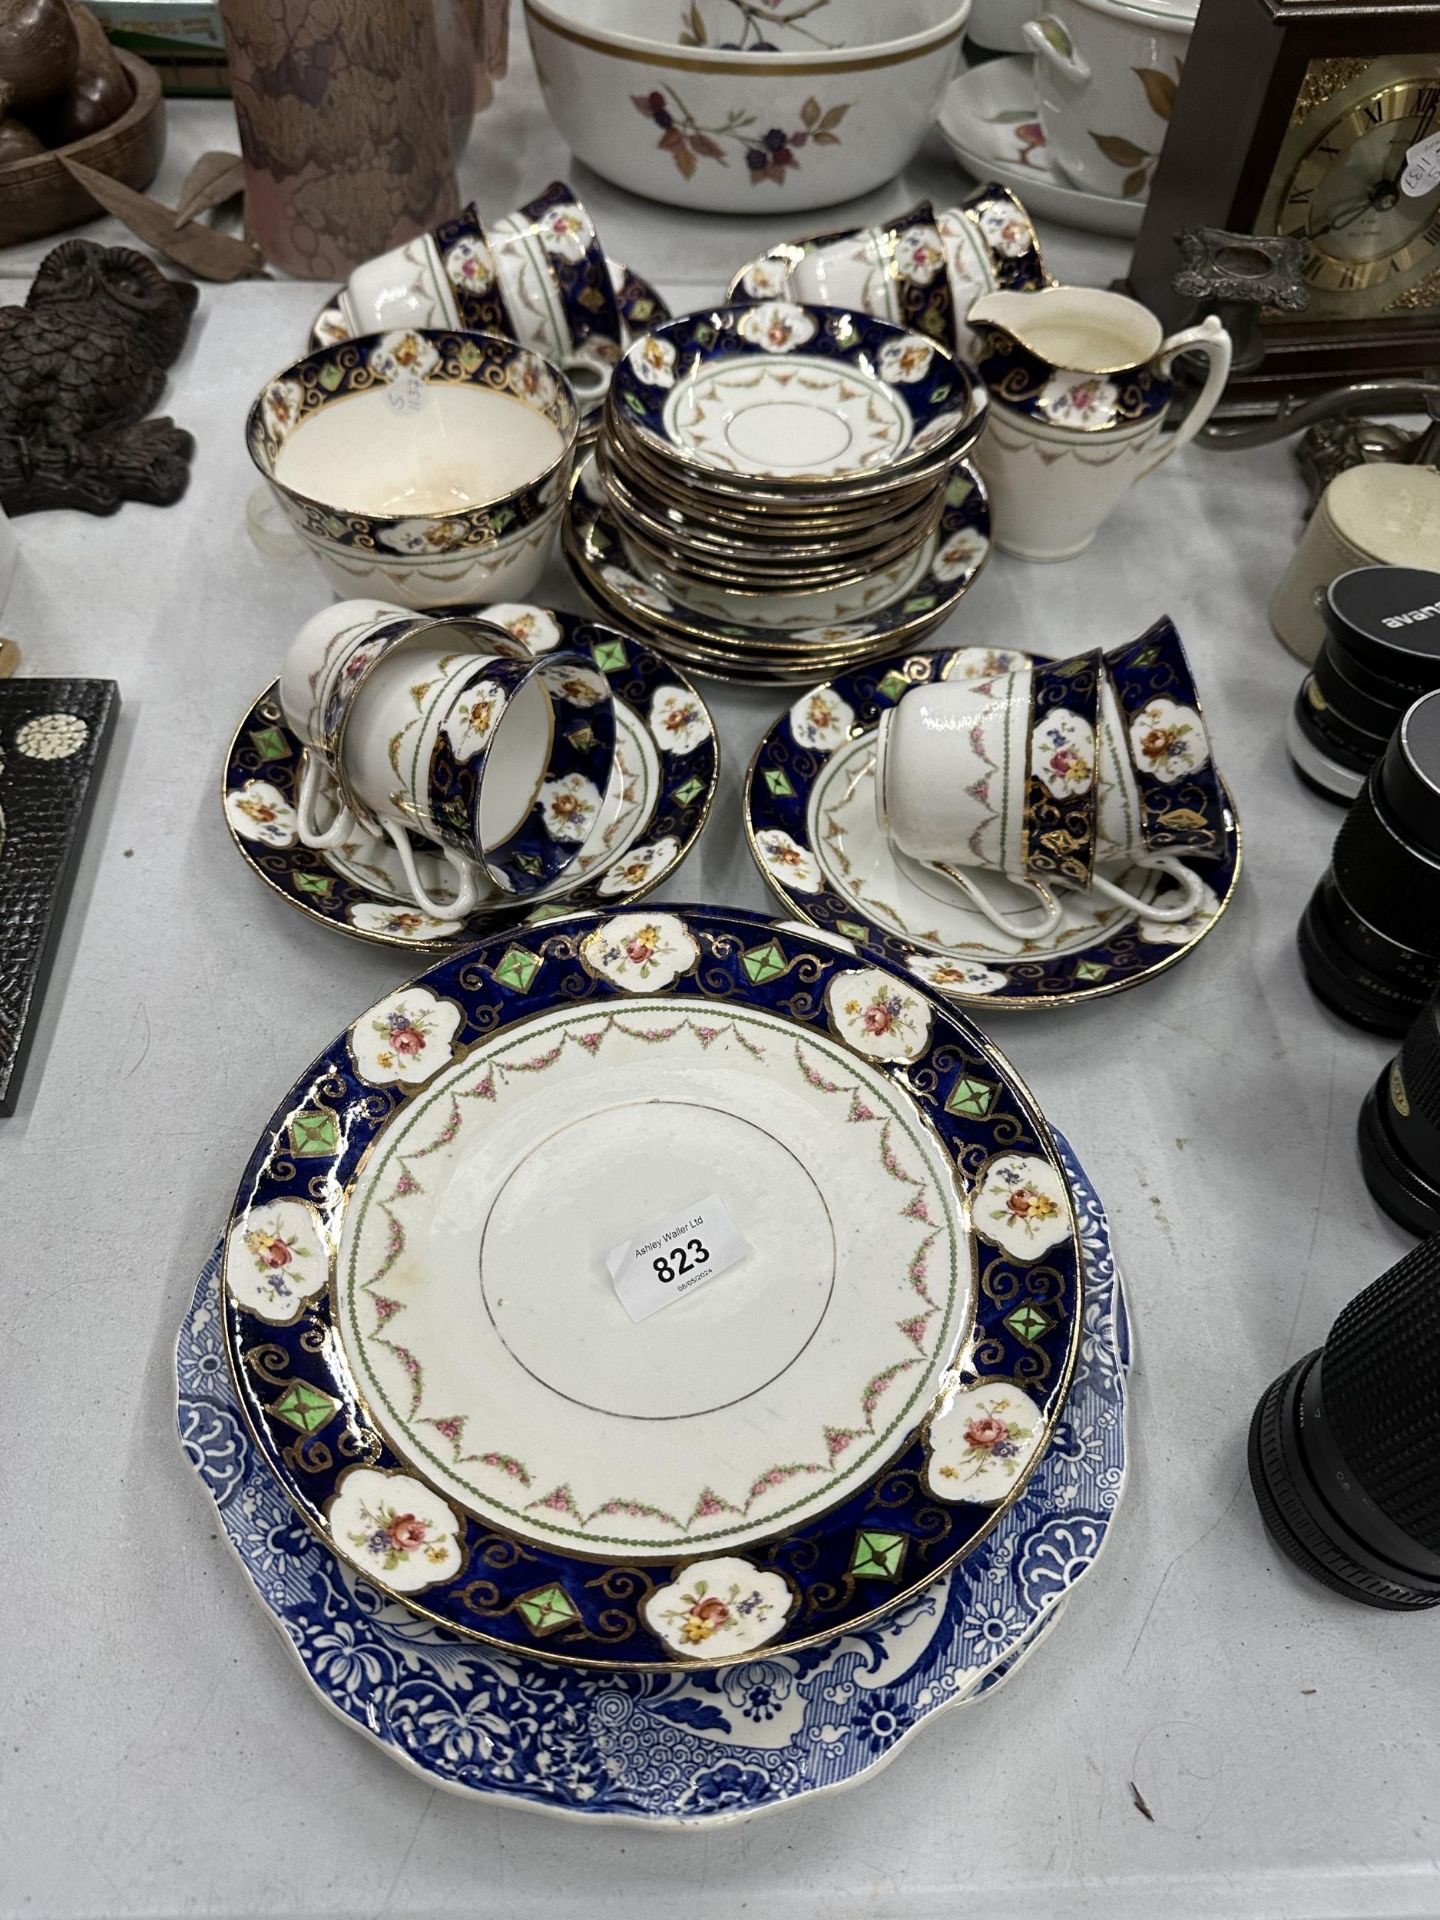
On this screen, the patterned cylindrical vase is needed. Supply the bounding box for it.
[219,0,461,279]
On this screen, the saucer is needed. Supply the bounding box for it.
[564,456,991,683]
[746,645,1242,1007]
[222,606,719,950]
[219,904,1082,1668]
[936,61,1145,241]
[178,1126,1128,1825]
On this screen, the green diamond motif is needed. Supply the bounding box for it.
[568,725,597,754]
[515,1582,579,1637]
[269,1380,338,1436]
[836,920,870,941]
[495,945,540,992]
[1132,645,1159,667]
[249,726,289,761]
[849,1528,908,1583]
[763,768,795,798]
[1073,960,1109,982]
[295,872,334,899]
[1006,1303,1053,1344]
[742,939,787,985]
[288,1110,338,1158]
[876,670,912,703]
[591,639,627,673]
[945,1075,997,1119]
[513,851,544,876]
[673,777,704,806]
[526,903,573,925]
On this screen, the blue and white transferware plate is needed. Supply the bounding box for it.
[178,1129,1128,1825]
[610,304,984,488]
[746,646,1242,1008]
[219,905,1083,1668]
[564,456,991,667]
[222,606,719,952]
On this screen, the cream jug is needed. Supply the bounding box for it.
[968,284,1230,561]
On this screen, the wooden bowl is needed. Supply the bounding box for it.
[0,51,165,249]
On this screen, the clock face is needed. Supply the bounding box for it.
[1260,57,1440,322]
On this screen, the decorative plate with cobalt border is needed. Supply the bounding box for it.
[181,1129,1126,1824]
[611,304,983,487]
[220,905,1083,1669]
[222,606,719,952]
[746,645,1242,1009]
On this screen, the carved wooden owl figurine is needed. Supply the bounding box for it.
[0,238,198,513]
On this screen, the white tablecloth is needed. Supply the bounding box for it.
[2,11,1437,1917]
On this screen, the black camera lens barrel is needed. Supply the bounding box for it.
[1290,566,1440,798]
[1359,991,1440,1236]
[1249,1237,1440,1610]
[1298,690,1440,1034]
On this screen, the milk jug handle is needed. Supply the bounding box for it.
[1022,16,1090,81]
[1137,315,1233,478]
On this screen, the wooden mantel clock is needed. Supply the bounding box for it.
[1128,0,1440,409]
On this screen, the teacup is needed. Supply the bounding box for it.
[488,182,625,407]
[339,202,514,340]
[247,329,579,610]
[873,617,1224,937]
[1022,0,1195,198]
[778,186,1049,362]
[339,640,616,912]
[279,605,615,919]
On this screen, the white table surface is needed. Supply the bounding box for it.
[3,14,1439,1918]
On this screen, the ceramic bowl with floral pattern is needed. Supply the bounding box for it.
[246,329,580,611]
[523,0,970,216]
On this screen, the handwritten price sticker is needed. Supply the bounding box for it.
[606,1192,750,1323]
[386,372,428,414]
[1402,131,1440,198]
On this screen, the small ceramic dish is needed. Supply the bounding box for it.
[223,605,719,950]
[594,438,941,563]
[603,414,944,523]
[745,643,1242,1006]
[611,492,941,594]
[563,453,991,682]
[522,0,970,216]
[218,904,1082,1669]
[179,1126,1126,1825]
[609,303,983,490]
[246,329,579,611]
[936,60,1146,240]
[726,184,1050,360]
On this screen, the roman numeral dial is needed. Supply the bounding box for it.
[1273,71,1440,311]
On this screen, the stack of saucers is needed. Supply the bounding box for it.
[564,301,994,682]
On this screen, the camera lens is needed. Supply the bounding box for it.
[1289,566,1440,804]
[1249,1236,1440,1609]
[1358,988,1440,1236]
[1298,689,1440,1034]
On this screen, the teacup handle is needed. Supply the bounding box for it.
[295,750,356,851]
[381,821,488,921]
[1022,17,1090,81]
[1090,855,1203,923]
[933,863,1065,941]
[1136,315,1233,479]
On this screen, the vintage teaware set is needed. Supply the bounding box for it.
[206,106,1242,1822]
